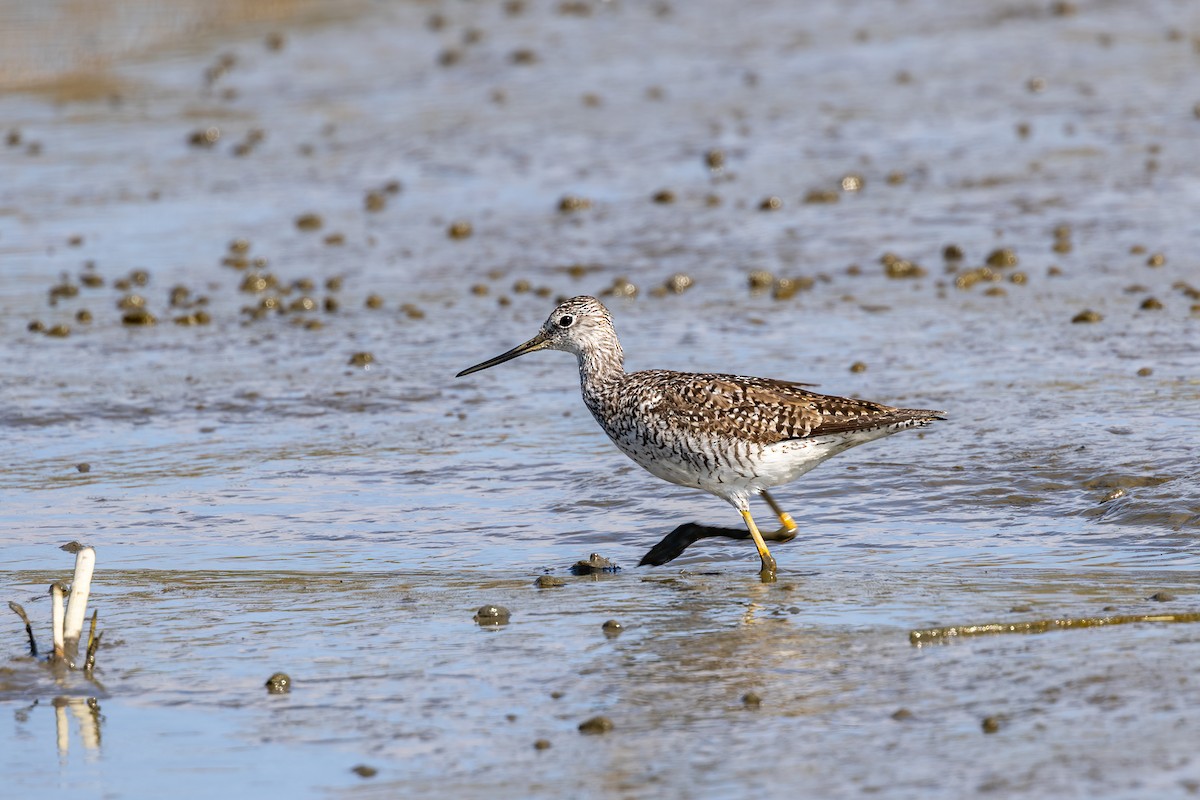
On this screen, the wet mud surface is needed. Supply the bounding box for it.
[5,567,1200,798]
[2,0,1200,797]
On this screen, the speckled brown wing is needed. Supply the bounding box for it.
[643,371,921,445]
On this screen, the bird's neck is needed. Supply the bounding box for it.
[577,340,625,391]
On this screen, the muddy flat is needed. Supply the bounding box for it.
[1,0,1198,797]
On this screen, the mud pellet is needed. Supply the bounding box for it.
[578,716,613,734]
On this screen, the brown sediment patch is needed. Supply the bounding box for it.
[4,70,133,104]
[0,1,366,92]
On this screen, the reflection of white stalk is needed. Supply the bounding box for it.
[69,698,101,751]
[51,583,66,661]
[63,547,96,664]
[54,698,69,756]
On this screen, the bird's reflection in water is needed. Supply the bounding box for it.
[640,522,798,567]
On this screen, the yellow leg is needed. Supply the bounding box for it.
[761,490,798,542]
[739,508,777,582]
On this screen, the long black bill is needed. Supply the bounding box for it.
[455,331,551,377]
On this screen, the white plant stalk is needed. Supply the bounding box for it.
[63,547,96,663]
[50,582,66,661]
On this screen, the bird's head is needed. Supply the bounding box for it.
[456,295,617,376]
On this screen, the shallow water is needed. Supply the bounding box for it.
[2,0,1199,796]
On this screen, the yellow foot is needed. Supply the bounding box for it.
[760,492,799,543]
[758,556,777,583]
[765,513,798,543]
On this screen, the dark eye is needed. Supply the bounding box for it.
[557,314,575,328]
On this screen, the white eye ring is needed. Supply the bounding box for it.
[557,314,575,328]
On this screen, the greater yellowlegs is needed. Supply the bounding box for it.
[456,296,945,580]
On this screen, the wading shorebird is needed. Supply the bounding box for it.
[456,296,945,580]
